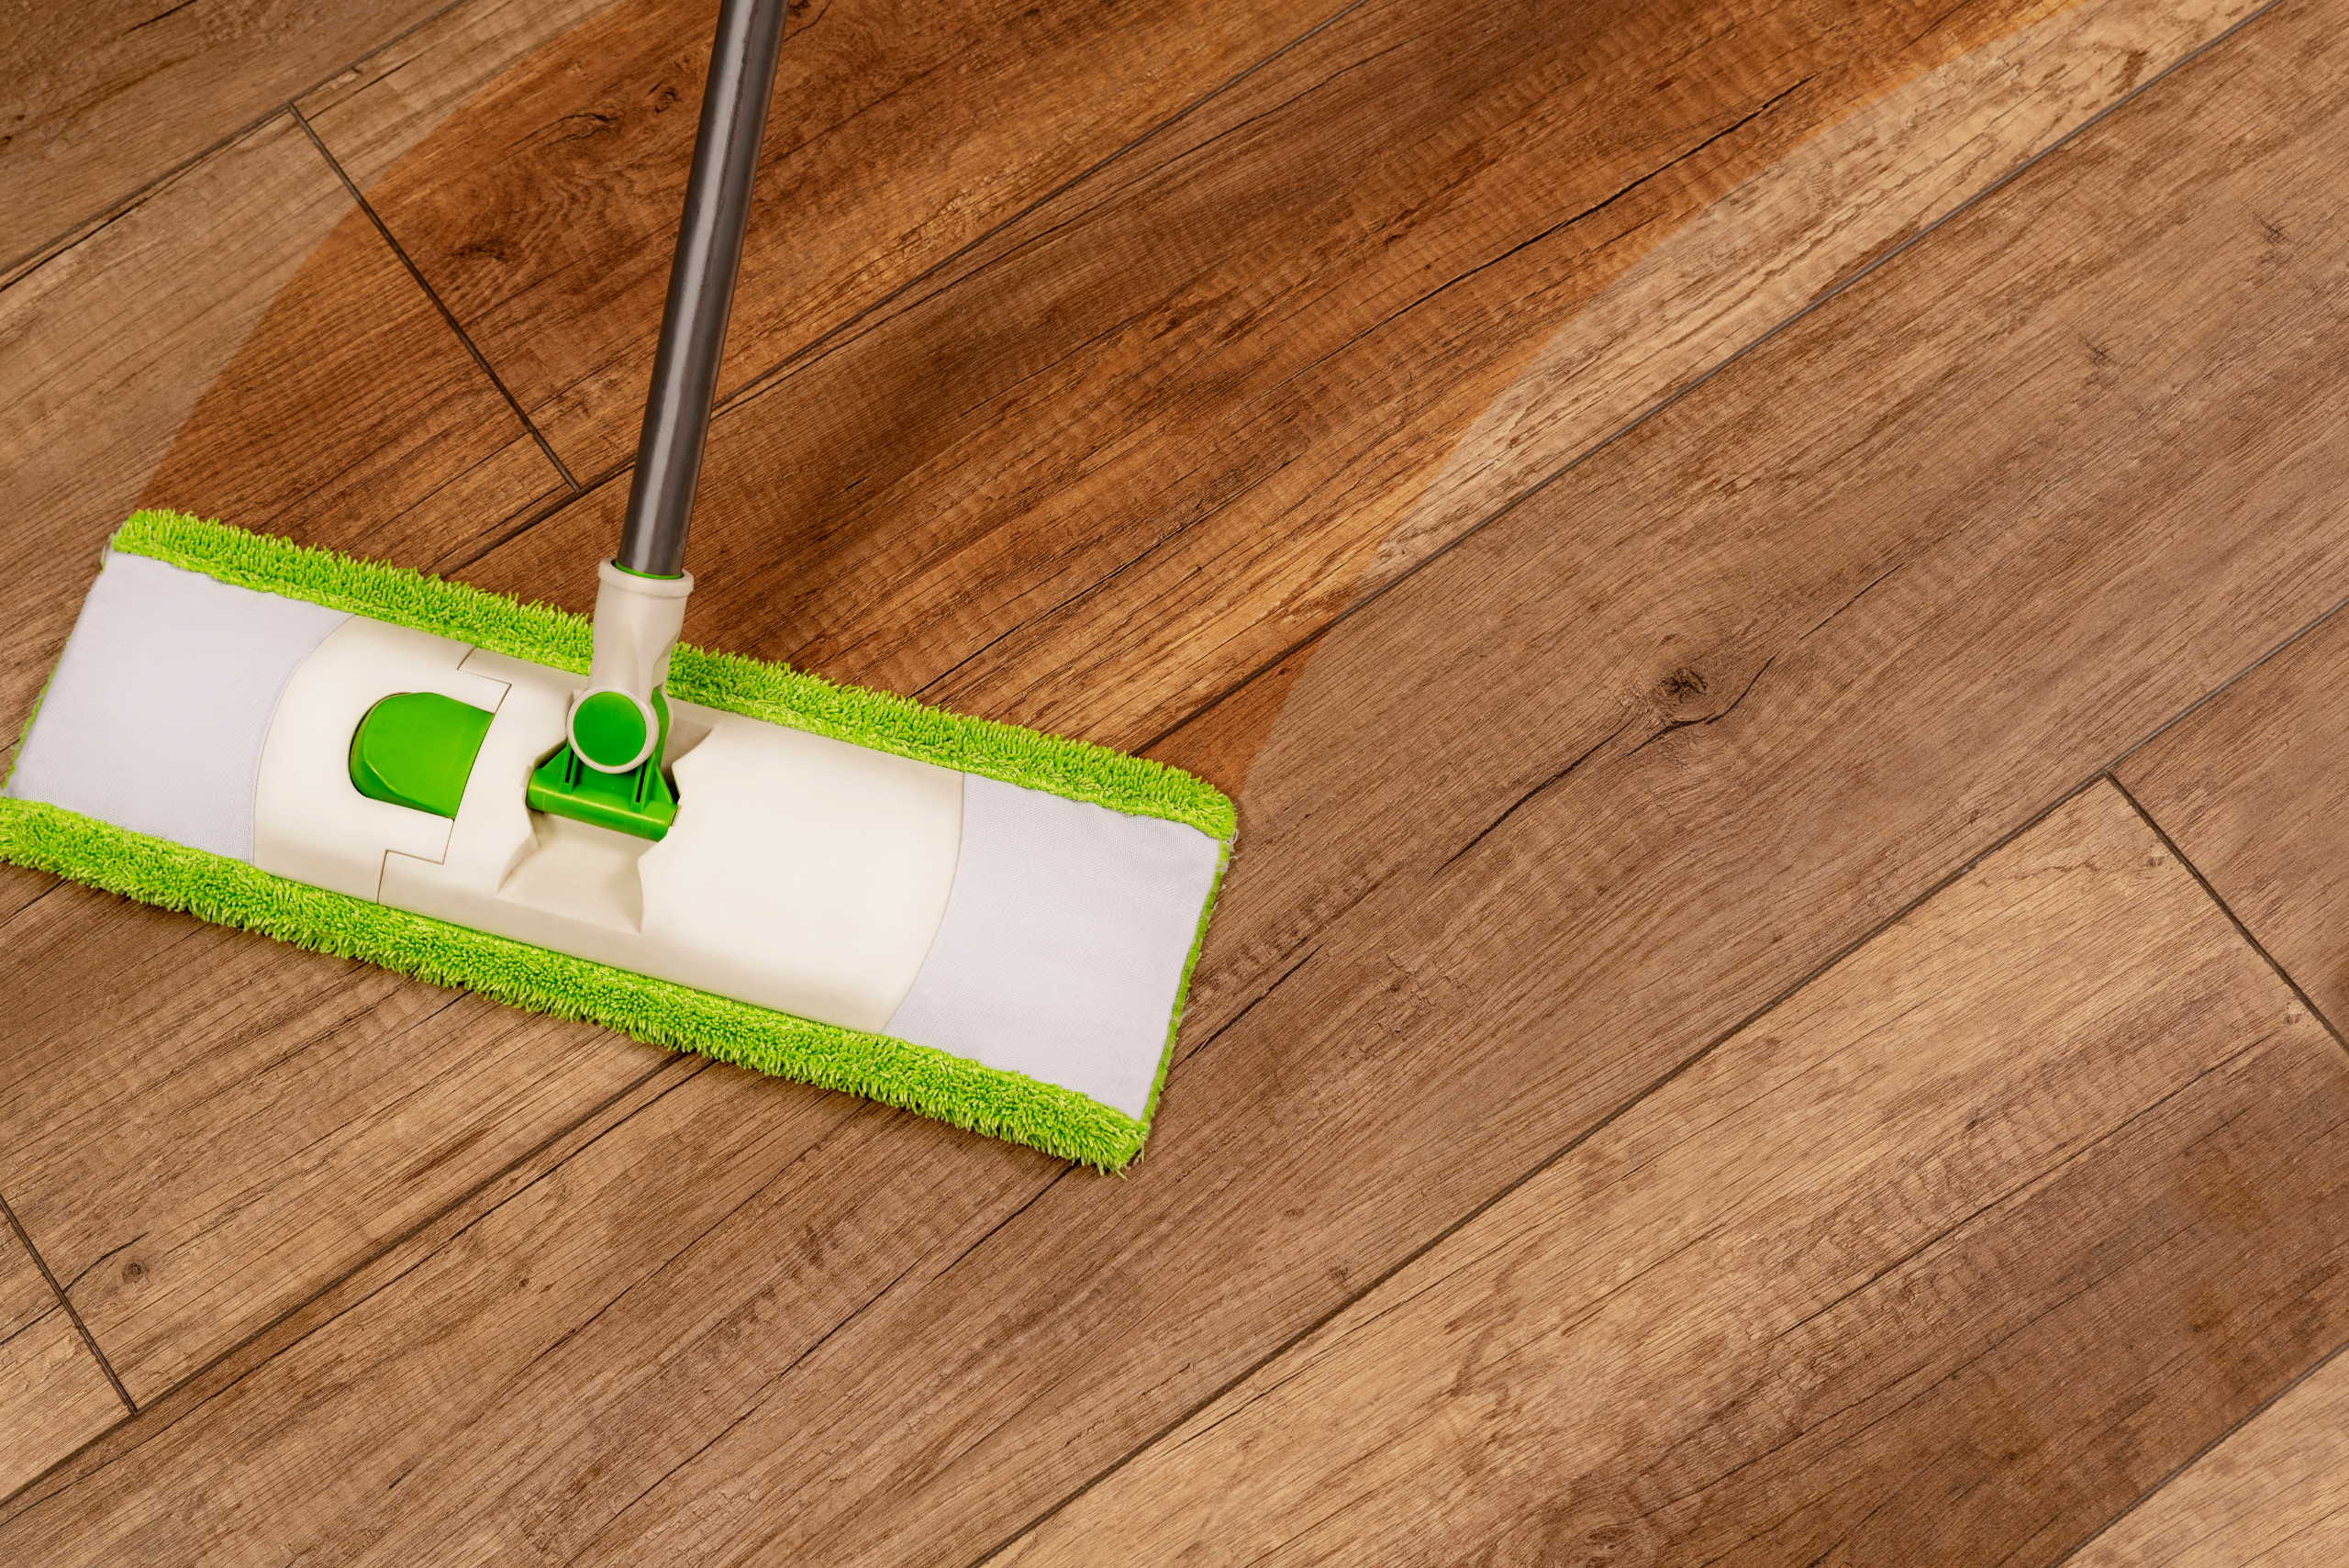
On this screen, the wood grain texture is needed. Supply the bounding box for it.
[506,4,2349,1555]
[1145,636,1324,800]
[0,1062,1067,1551]
[1,116,351,738]
[1359,0,2266,598]
[2075,1348,2349,1566]
[0,1216,120,1497]
[133,187,570,566]
[0,1051,707,1526]
[0,879,670,1406]
[317,0,1347,486]
[0,0,451,271]
[0,859,50,930]
[295,0,623,190]
[999,784,2349,1564]
[6,4,2346,1561]
[453,0,2251,753]
[2117,607,2349,1033]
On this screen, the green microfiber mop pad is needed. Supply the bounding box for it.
[0,511,1234,1170]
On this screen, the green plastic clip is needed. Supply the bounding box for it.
[525,688,678,840]
[349,692,495,818]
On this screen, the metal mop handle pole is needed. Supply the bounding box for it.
[617,0,790,579]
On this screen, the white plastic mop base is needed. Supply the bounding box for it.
[260,615,963,1033]
[8,551,1222,1119]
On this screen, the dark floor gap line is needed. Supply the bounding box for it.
[290,108,584,495]
[1,0,483,283]
[431,471,620,578]
[2108,773,2349,1058]
[0,1190,134,1415]
[713,0,1379,413]
[1134,0,2288,762]
[2108,587,2349,782]
[0,881,63,940]
[2050,1326,2349,1565]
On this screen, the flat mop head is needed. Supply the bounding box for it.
[1,512,1234,1169]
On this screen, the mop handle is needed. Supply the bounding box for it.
[616,0,790,579]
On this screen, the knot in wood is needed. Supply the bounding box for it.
[1654,665,1711,710]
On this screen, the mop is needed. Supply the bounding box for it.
[0,0,1232,1170]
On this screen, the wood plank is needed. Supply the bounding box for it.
[306,0,1349,488]
[2073,1347,2349,1566]
[2115,608,2349,1033]
[0,0,452,272]
[0,1065,1064,1543]
[0,1211,121,1493]
[0,111,561,740]
[5,3,2346,1560]
[1349,0,2268,602]
[995,784,2349,1564]
[0,877,669,1404]
[0,1048,708,1520]
[0,1212,121,1496]
[295,0,622,190]
[131,188,571,565]
[454,0,2263,749]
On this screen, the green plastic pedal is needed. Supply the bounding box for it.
[349,692,495,818]
[526,743,678,840]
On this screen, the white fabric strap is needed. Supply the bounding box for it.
[7,552,349,861]
[886,774,1222,1119]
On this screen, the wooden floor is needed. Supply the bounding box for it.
[6,0,2349,1558]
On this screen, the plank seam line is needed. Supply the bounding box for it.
[0,1191,134,1415]
[711,0,1379,414]
[290,107,584,495]
[0,0,481,283]
[2108,589,2349,783]
[578,1249,932,1559]
[433,0,1385,575]
[2107,773,2349,1056]
[0,881,63,939]
[1134,0,2293,760]
[2051,1326,2349,1565]
[0,1053,708,1518]
[512,1095,869,1385]
[427,468,618,578]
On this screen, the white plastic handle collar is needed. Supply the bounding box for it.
[569,561,694,774]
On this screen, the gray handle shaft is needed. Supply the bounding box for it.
[617,0,789,578]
